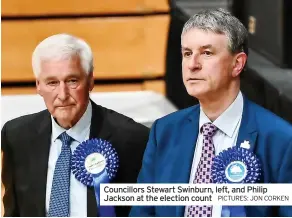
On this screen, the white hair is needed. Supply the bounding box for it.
[32,33,93,78]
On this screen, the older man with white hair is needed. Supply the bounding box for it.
[1,33,149,217]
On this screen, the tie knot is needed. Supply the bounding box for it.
[59,132,73,146]
[201,122,218,137]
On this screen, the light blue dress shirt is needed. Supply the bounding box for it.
[46,101,92,217]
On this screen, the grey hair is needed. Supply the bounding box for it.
[32,33,94,78]
[181,8,248,55]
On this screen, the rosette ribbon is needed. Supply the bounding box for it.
[211,146,261,217]
[72,138,119,217]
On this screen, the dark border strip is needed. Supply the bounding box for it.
[1,77,164,87]
[2,11,169,21]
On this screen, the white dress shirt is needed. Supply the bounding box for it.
[46,101,92,217]
[185,91,244,217]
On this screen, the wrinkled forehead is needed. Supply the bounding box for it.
[38,57,86,79]
[181,28,229,50]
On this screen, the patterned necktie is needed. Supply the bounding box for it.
[48,132,73,217]
[187,122,218,217]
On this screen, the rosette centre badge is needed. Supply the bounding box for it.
[225,161,247,183]
[85,153,106,174]
[71,138,119,217]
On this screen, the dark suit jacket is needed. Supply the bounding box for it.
[1,101,150,217]
[130,96,292,217]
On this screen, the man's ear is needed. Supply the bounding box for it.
[36,80,43,96]
[232,52,247,77]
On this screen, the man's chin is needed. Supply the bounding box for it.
[55,117,75,129]
[186,88,204,99]
[53,111,75,126]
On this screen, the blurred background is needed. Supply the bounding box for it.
[1,0,292,214]
[2,0,170,96]
[2,0,292,123]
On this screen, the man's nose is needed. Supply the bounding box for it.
[188,54,201,71]
[57,82,69,101]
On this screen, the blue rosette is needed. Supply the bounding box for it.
[211,146,261,217]
[212,147,261,184]
[72,138,119,217]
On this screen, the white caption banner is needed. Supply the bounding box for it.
[100,184,292,206]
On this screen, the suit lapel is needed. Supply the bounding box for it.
[29,111,52,216]
[236,96,258,152]
[87,101,112,217]
[235,96,259,217]
[175,106,200,216]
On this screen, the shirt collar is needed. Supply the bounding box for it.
[199,91,243,137]
[51,101,92,143]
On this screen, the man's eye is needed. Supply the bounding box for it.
[183,52,192,57]
[67,79,79,88]
[68,79,78,84]
[203,51,212,56]
[47,81,58,86]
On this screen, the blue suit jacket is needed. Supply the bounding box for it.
[130,96,292,217]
